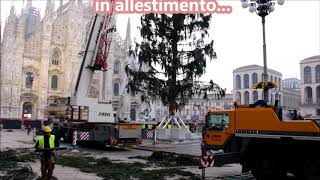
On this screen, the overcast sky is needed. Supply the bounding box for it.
[1,0,320,93]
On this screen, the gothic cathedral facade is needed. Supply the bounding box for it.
[0,0,141,121]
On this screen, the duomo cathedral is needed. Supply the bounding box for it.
[0,0,142,121]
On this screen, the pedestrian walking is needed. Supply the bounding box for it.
[27,124,31,135]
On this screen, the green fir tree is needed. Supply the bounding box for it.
[126,14,225,116]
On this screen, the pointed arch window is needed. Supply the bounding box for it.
[52,49,60,65]
[114,83,119,96]
[25,72,34,88]
[51,75,58,89]
[114,61,120,74]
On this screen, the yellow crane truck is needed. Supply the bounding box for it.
[202,103,320,180]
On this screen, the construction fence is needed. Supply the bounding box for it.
[140,123,193,140]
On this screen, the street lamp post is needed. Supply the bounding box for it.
[241,0,285,102]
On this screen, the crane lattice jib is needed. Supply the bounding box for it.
[94,1,116,71]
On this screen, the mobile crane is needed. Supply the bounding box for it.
[201,102,320,180]
[52,13,142,147]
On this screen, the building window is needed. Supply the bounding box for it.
[275,77,278,86]
[244,74,249,89]
[51,75,58,89]
[253,91,258,102]
[316,65,320,83]
[252,73,258,84]
[261,73,268,82]
[113,83,119,96]
[278,78,281,89]
[305,86,312,104]
[244,91,249,105]
[52,49,60,65]
[236,75,241,89]
[304,66,312,84]
[114,61,120,74]
[270,75,273,82]
[25,72,33,88]
[317,86,320,103]
[236,92,241,104]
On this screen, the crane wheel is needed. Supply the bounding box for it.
[302,159,320,180]
[251,159,285,180]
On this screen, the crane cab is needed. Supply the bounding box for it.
[202,110,236,151]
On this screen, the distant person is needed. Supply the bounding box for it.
[35,126,60,180]
[293,109,298,120]
[234,101,239,108]
[27,124,32,135]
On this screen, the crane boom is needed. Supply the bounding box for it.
[51,8,143,147]
[70,11,116,123]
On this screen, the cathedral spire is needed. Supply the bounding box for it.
[27,0,32,9]
[2,1,17,54]
[45,0,54,16]
[16,13,25,40]
[78,0,83,6]
[125,17,132,51]
[9,1,15,16]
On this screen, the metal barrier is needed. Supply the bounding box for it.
[0,118,43,130]
[1,119,21,129]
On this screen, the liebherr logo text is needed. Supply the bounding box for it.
[236,129,259,134]
[98,101,112,104]
[99,112,111,116]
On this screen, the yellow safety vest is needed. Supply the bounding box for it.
[148,125,153,129]
[142,124,146,129]
[168,125,172,129]
[39,135,55,149]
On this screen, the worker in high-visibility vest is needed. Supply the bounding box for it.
[35,126,60,180]
[142,123,146,129]
[148,124,153,129]
[168,124,172,129]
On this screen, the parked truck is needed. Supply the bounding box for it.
[50,13,142,147]
[201,102,320,180]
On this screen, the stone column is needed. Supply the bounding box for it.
[37,16,53,119]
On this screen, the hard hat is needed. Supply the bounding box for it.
[43,126,52,133]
